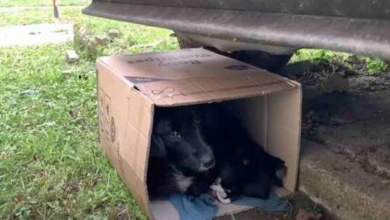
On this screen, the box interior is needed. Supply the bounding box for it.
[148,88,300,220]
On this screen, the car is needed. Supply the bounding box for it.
[82,0,390,72]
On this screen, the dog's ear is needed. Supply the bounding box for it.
[191,109,202,126]
[150,136,167,159]
[151,118,171,159]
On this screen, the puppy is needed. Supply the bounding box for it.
[198,103,287,200]
[147,106,217,198]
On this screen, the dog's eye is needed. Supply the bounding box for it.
[168,131,181,138]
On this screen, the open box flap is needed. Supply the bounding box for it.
[135,72,298,106]
[97,48,298,107]
[97,48,262,86]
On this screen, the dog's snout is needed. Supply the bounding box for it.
[204,159,215,168]
[201,156,215,169]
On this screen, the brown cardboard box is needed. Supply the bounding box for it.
[96,48,302,219]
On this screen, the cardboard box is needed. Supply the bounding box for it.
[96,48,302,219]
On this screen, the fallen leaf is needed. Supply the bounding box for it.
[0,152,6,160]
[295,209,317,220]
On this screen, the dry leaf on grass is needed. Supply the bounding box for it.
[295,209,320,220]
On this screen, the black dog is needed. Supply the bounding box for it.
[198,103,287,200]
[147,103,287,200]
[147,106,216,198]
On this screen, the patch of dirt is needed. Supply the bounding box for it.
[285,59,390,93]
[108,204,134,220]
[216,192,336,220]
[285,60,390,180]
[349,73,390,91]
[284,60,390,138]
[284,60,358,87]
[288,193,336,220]
[216,209,283,220]
[63,182,81,195]
[284,61,336,87]
[295,209,321,220]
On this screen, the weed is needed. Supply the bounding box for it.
[292,49,388,74]
[362,57,388,74]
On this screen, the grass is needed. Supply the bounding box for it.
[0,7,87,26]
[0,0,89,7]
[0,42,150,220]
[0,8,58,26]
[291,49,388,74]
[0,6,178,219]
[0,43,120,219]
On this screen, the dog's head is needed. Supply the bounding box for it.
[151,106,215,173]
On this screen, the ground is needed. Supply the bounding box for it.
[0,3,175,219]
[0,2,389,220]
[289,60,390,220]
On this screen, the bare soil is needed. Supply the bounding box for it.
[217,59,390,220]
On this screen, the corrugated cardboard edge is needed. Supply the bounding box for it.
[96,59,156,218]
[264,76,302,192]
[140,78,297,107]
[286,80,302,192]
[141,97,155,220]
[96,69,101,145]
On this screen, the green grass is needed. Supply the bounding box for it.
[0,0,89,7]
[291,49,388,74]
[0,7,178,219]
[0,7,85,26]
[0,8,57,26]
[0,43,149,219]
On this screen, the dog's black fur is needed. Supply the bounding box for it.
[147,106,216,198]
[198,103,287,199]
[147,103,287,200]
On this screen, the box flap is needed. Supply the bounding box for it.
[136,73,297,106]
[97,48,262,86]
[97,48,298,106]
